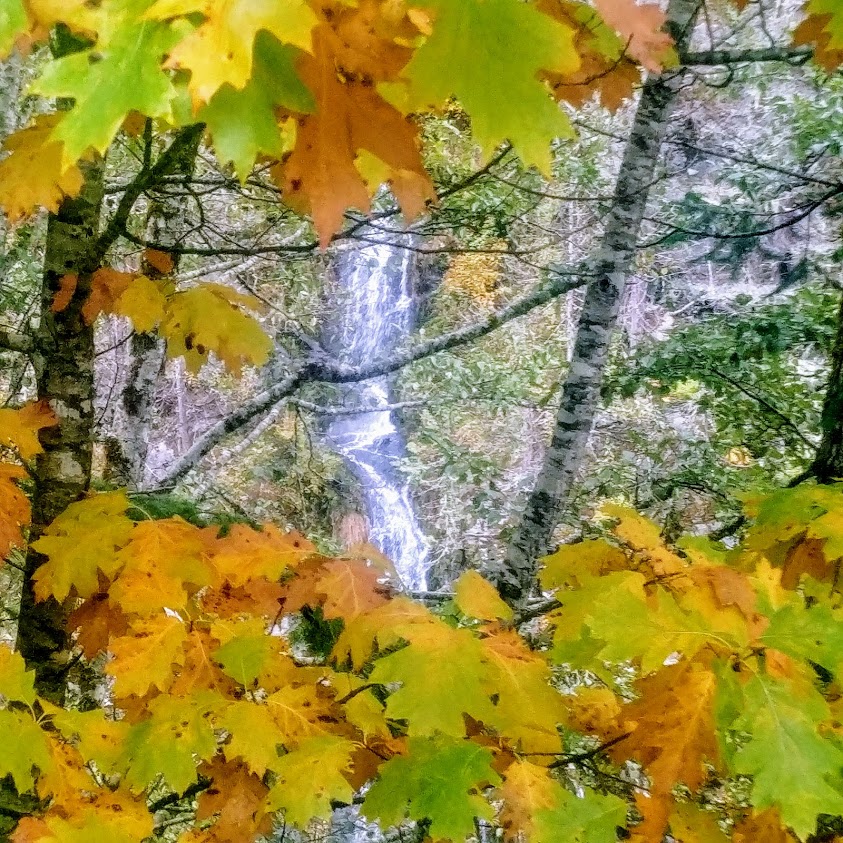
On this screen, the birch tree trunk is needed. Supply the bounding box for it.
[498,0,702,603]
[18,157,105,702]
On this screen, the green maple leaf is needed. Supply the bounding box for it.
[266,736,356,827]
[363,735,499,842]
[0,710,51,793]
[213,631,277,687]
[200,32,313,181]
[760,602,843,674]
[0,646,36,705]
[731,675,843,839]
[395,0,578,173]
[587,582,712,674]
[0,0,26,57]
[533,787,627,843]
[121,692,223,793]
[31,0,184,163]
[369,626,495,736]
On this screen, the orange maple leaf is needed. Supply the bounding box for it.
[593,0,674,72]
[0,464,30,560]
[276,3,435,244]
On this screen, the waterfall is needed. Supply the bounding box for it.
[320,236,430,590]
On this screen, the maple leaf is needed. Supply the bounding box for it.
[31,3,182,164]
[0,645,36,705]
[396,0,579,174]
[31,491,134,602]
[0,464,30,560]
[316,558,390,621]
[588,583,715,673]
[537,0,641,111]
[592,0,674,71]
[68,594,129,659]
[369,624,495,736]
[50,707,131,778]
[0,709,52,793]
[105,614,188,698]
[196,758,272,842]
[760,602,843,675]
[277,16,435,245]
[161,283,272,374]
[333,595,437,669]
[0,115,87,221]
[732,809,797,843]
[363,735,499,842]
[539,538,627,591]
[212,626,282,687]
[0,401,58,460]
[266,684,336,746]
[728,673,843,838]
[211,523,313,587]
[454,570,513,623]
[533,786,627,843]
[0,0,26,57]
[498,761,564,841]
[199,33,312,181]
[480,631,566,753]
[146,0,317,104]
[612,660,720,839]
[111,275,169,333]
[265,736,356,827]
[82,268,135,325]
[794,0,843,71]
[565,687,623,738]
[666,804,728,843]
[219,701,282,776]
[121,692,225,793]
[108,517,213,615]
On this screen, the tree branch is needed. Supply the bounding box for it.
[150,270,588,489]
[0,328,33,354]
[680,46,813,66]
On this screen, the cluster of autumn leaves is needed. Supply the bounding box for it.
[4,403,843,842]
[0,0,840,244]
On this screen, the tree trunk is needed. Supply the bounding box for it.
[17,157,105,702]
[498,0,701,603]
[116,132,200,489]
[812,293,843,482]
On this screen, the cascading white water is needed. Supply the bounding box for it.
[321,237,430,590]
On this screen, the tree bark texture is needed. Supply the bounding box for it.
[499,0,702,604]
[18,157,105,702]
[812,293,843,482]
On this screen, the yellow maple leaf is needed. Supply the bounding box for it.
[0,401,58,460]
[146,0,318,104]
[112,275,169,333]
[265,684,335,746]
[31,491,134,602]
[454,570,513,623]
[481,630,566,753]
[498,760,563,841]
[105,614,188,698]
[265,736,356,827]
[160,283,273,374]
[0,115,87,222]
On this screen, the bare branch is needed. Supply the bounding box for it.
[150,270,587,489]
[681,46,813,66]
[0,328,33,354]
